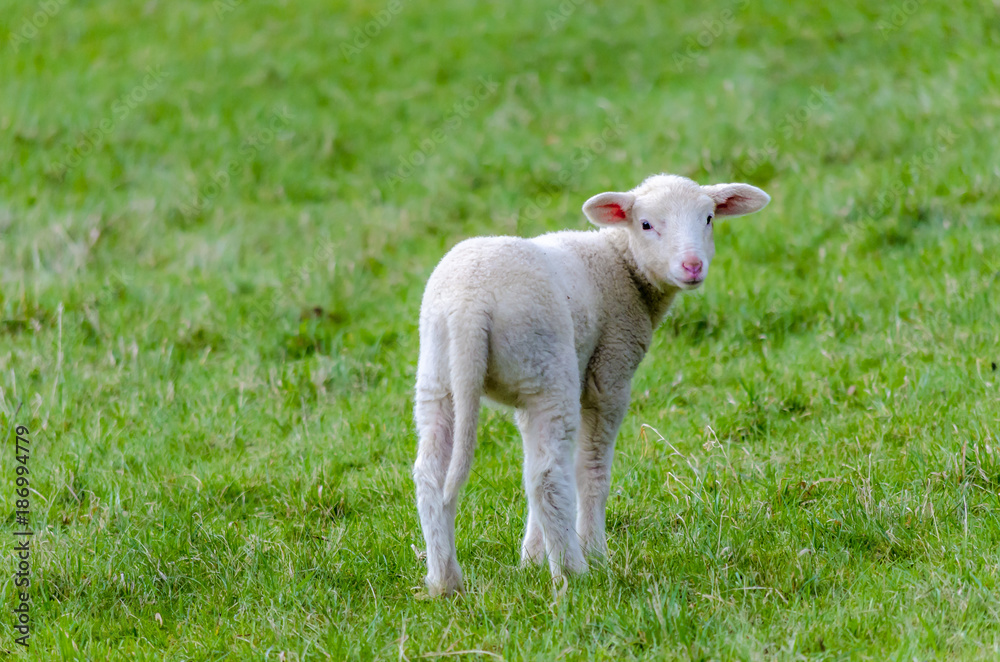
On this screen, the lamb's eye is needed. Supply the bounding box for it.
[641,220,652,230]
[706,215,713,225]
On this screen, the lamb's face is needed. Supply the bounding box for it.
[628,189,717,291]
[582,175,770,291]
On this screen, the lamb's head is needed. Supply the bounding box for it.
[582,174,770,291]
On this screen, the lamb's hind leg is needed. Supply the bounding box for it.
[516,397,587,579]
[575,397,627,560]
[413,393,464,596]
[520,506,545,567]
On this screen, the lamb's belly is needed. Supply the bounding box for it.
[482,329,606,412]
[482,380,522,408]
[573,326,600,382]
[482,333,559,407]
[482,316,584,406]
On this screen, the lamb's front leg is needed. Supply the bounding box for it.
[575,393,628,559]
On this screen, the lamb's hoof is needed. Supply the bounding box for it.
[582,544,609,565]
[426,582,464,598]
[520,547,546,568]
[554,552,588,578]
[520,529,545,567]
[426,571,465,597]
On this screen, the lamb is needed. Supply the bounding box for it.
[412,173,771,596]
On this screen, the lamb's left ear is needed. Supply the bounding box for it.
[701,183,771,218]
[582,191,636,227]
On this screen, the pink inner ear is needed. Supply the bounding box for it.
[597,204,626,220]
[716,196,748,214]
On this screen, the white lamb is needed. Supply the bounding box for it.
[413,173,770,596]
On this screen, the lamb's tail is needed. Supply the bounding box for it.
[441,311,489,505]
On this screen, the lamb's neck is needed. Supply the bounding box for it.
[601,227,679,327]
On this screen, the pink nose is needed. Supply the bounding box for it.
[682,258,703,279]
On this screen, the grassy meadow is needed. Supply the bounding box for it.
[1,0,999,659]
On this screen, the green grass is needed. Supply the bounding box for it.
[2,0,999,659]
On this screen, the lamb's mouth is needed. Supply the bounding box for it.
[676,276,704,290]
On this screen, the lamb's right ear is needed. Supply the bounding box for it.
[701,183,770,218]
[582,192,636,227]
